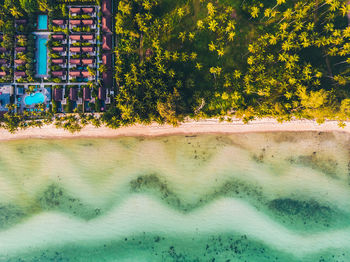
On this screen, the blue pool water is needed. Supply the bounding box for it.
[37,37,48,75]
[38,15,48,30]
[24,93,45,105]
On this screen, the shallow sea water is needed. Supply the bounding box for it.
[0,132,350,261]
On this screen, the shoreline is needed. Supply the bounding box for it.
[0,118,350,141]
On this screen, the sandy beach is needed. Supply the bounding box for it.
[0,118,349,140]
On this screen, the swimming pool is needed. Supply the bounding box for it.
[24,93,45,105]
[38,15,48,30]
[37,36,48,75]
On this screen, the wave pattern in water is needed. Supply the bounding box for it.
[0,132,350,261]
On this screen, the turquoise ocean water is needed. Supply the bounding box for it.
[0,132,350,261]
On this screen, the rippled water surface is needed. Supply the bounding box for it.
[0,132,350,261]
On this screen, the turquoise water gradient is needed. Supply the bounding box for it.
[24,93,45,105]
[37,15,48,30]
[37,37,48,75]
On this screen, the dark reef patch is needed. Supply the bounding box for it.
[0,204,27,230]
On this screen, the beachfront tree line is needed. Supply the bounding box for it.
[105,0,350,127]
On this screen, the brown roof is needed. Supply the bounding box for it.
[82,20,94,26]
[102,35,112,51]
[52,20,65,26]
[52,71,65,77]
[69,88,78,101]
[82,7,94,13]
[70,35,81,41]
[15,59,25,65]
[70,47,81,53]
[53,88,63,101]
[70,59,81,64]
[15,71,26,77]
[70,7,81,13]
[70,20,81,25]
[52,46,65,52]
[102,53,112,67]
[103,72,113,88]
[102,16,112,33]
[0,59,7,64]
[52,34,65,40]
[0,71,6,76]
[82,46,94,52]
[81,71,91,77]
[82,58,94,65]
[15,47,26,52]
[98,86,106,100]
[82,34,94,40]
[102,0,111,15]
[83,87,91,101]
[51,59,65,64]
[69,71,81,77]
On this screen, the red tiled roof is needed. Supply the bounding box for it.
[70,20,81,25]
[81,71,91,77]
[82,34,94,40]
[70,59,81,64]
[102,53,111,67]
[52,71,65,77]
[70,47,81,53]
[102,0,111,15]
[15,71,26,77]
[51,59,65,64]
[52,34,65,40]
[52,46,65,52]
[102,35,112,51]
[15,59,25,65]
[82,20,94,26]
[102,16,112,33]
[82,8,94,13]
[70,35,81,41]
[0,71,6,76]
[82,59,94,65]
[70,7,81,13]
[69,71,81,77]
[82,47,94,52]
[52,20,65,26]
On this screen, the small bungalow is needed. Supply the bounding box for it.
[83,87,91,101]
[70,35,81,41]
[52,20,65,26]
[52,71,65,77]
[0,59,7,64]
[52,46,65,52]
[82,46,94,53]
[102,34,112,51]
[102,16,112,33]
[70,20,81,26]
[0,47,6,52]
[70,59,81,65]
[69,87,78,101]
[15,19,27,24]
[70,47,81,53]
[82,20,94,26]
[81,71,92,77]
[70,7,81,14]
[52,34,65,40]
[15,71,26,77]
[82,7,94,14]
[69,71,81,77]
[0,71,6,76]
[82,34,94,41]
[53,88,64,101]
[14,59,25,65]
[82,58,94,65]
[15,47,26,52]
[103,72,113,88]
[102,53,111,67]
[51,59,65,64]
